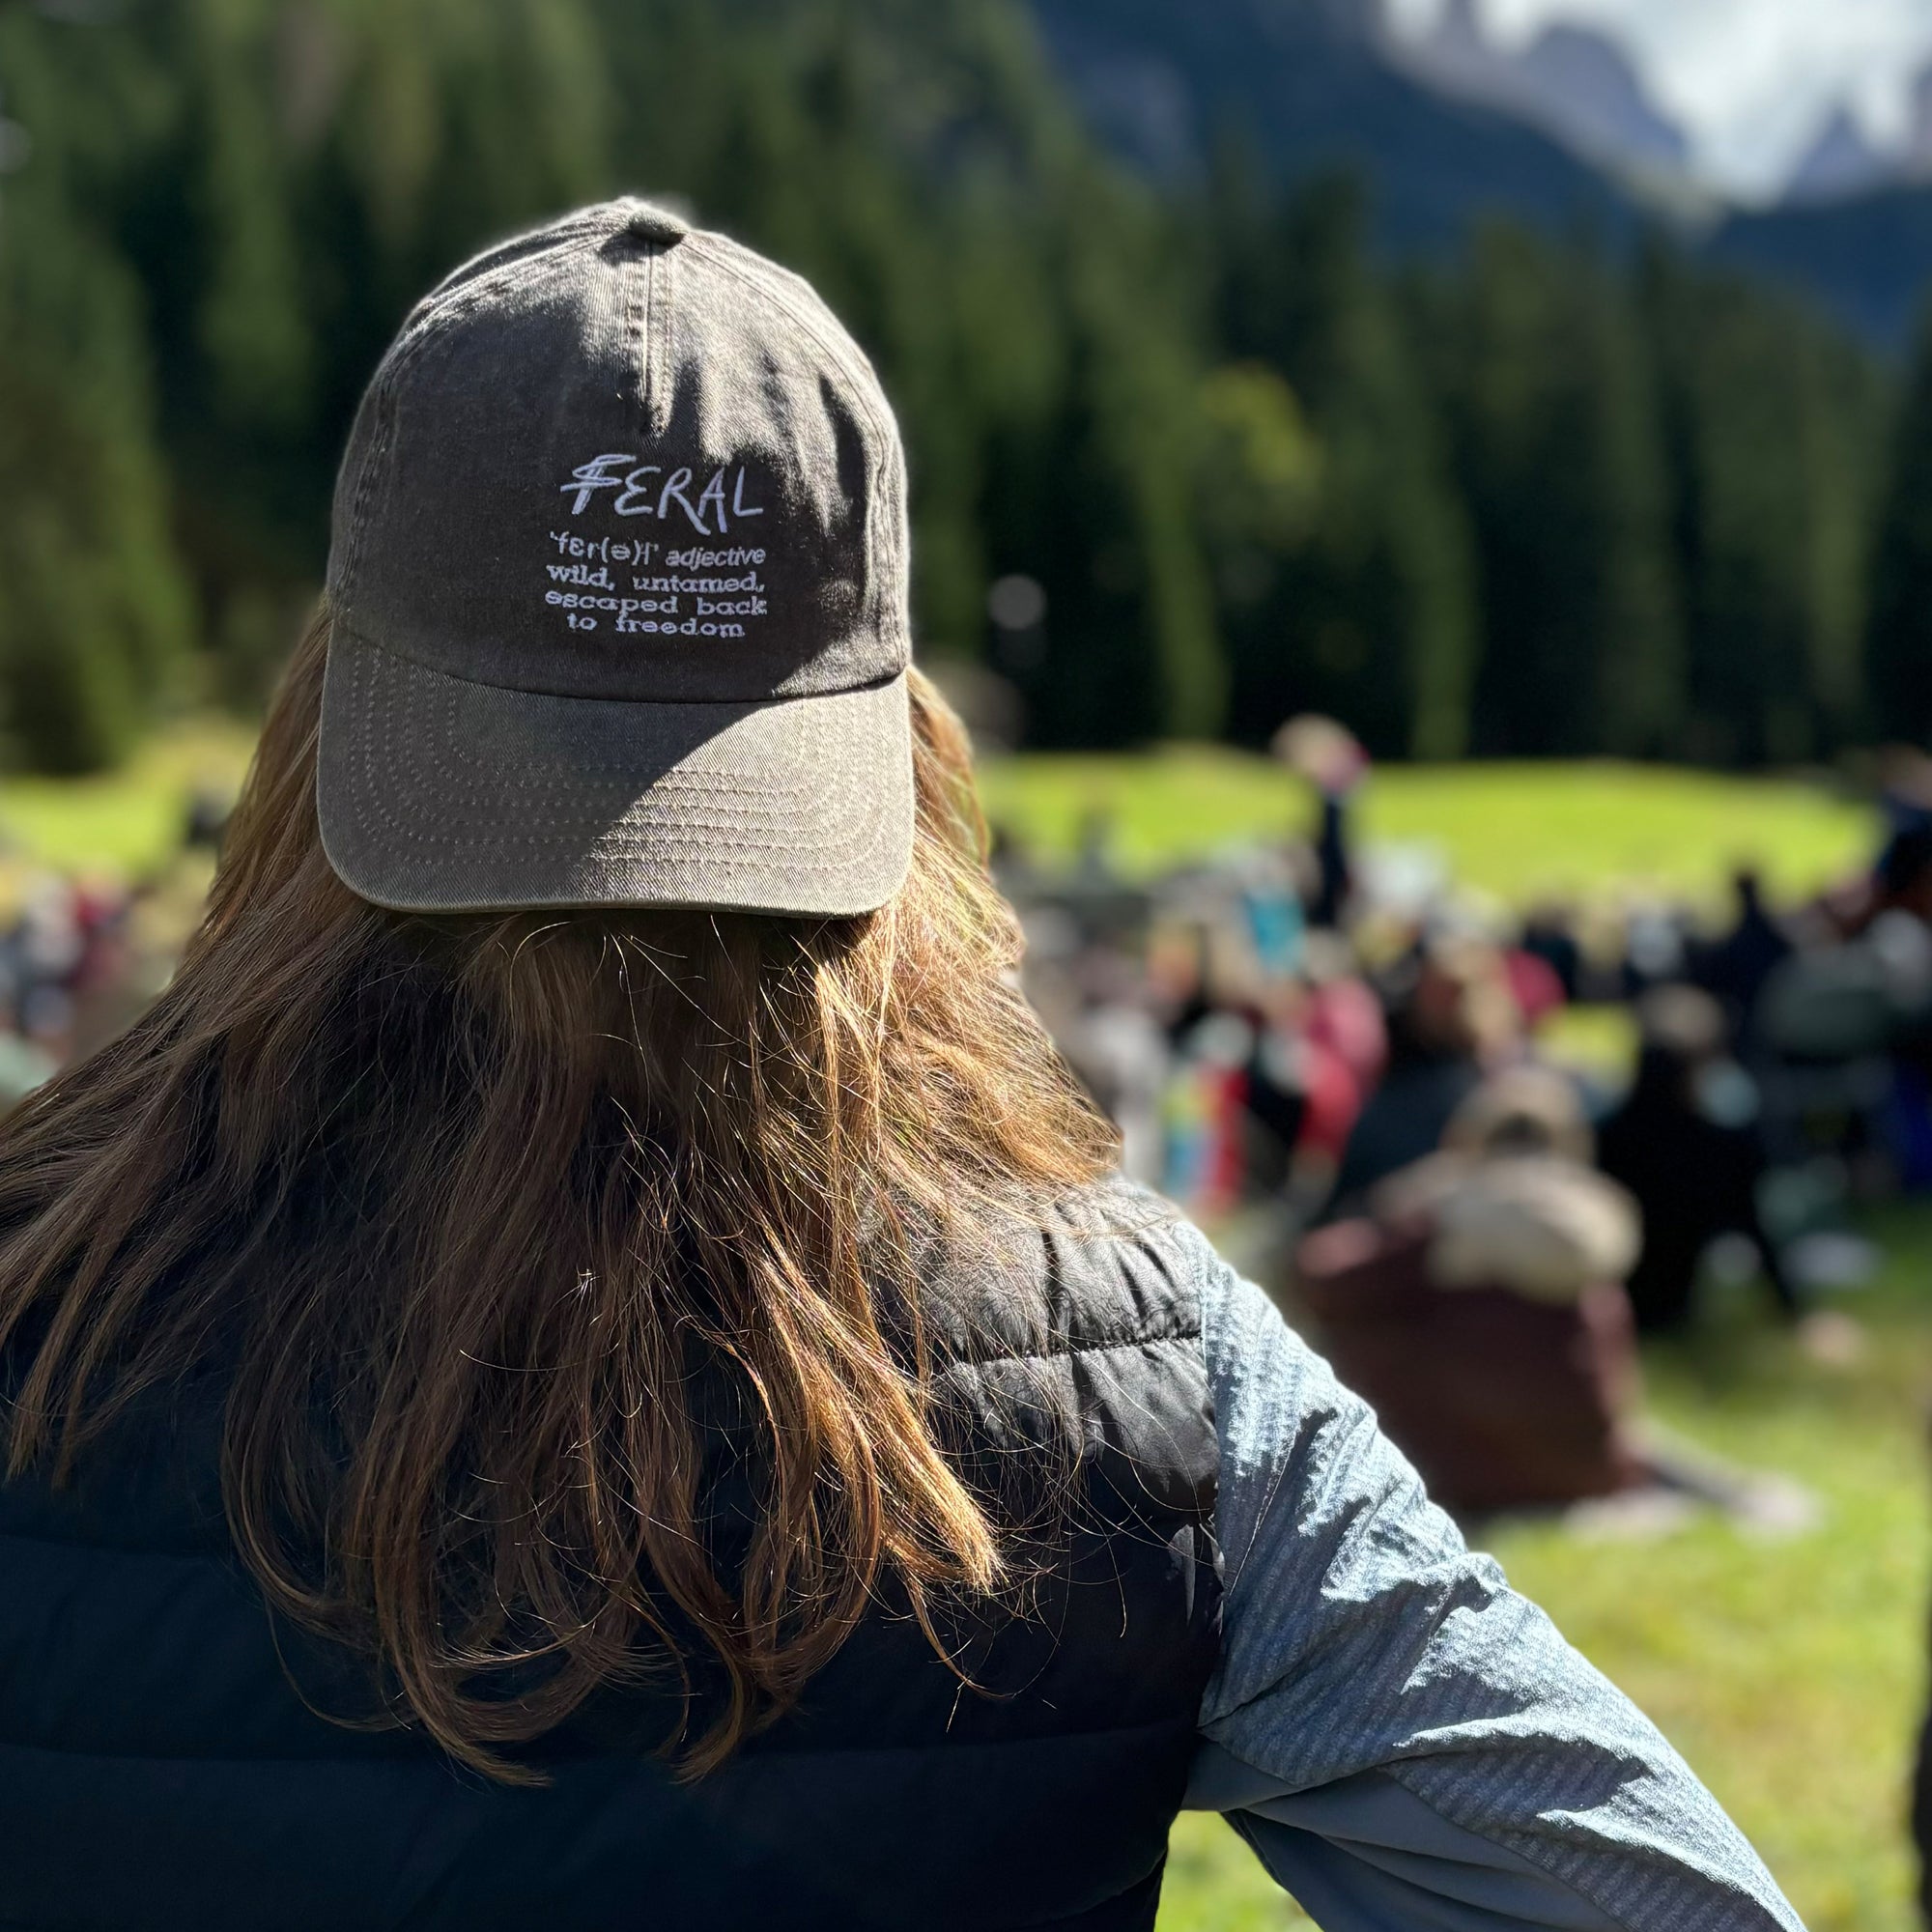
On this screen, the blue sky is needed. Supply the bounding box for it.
[1386,0,1932,198]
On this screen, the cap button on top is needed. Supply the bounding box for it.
[624,203,691,246]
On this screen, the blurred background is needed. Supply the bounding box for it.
[10,0,1932,1923]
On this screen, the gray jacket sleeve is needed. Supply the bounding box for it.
[1182,1223,1805,1932]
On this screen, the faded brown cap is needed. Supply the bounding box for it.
[317,198,914,917]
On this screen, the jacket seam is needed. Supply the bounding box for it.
[937,1328,1203,1373]
[1382,1761,1648,1932]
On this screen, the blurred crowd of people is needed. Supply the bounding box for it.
[0,742,1924,1525]
[1006,724,1932,1519]
[0,794,226,1116]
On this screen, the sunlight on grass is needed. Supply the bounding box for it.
[1487,1227,1932,1932]
[981,749,1878,909]
[0,720,257,878]
[1160,1812,1311,1929]
[0,729,1877,913]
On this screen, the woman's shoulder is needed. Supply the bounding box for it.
[913,1176,1218,1369]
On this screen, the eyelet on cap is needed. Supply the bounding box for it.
[623,202,692,246]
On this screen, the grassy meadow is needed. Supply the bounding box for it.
[0,731,1918,1926]
[0,726,1879,913]
[981,748,1878,909]
[0,720,256,878]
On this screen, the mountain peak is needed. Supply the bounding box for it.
[1516,21,1689,173]
[1029,0,1633,244]
[1392,0,1689,184]
[1784,105,1892,207]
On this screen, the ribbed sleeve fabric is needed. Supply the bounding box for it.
[1185,1220,1806,1932]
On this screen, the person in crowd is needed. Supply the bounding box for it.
[1038,933,1172,1189]
[1328,935,1518,1212]
[1521,897,1584,1003]
[184,785,232,853]
[1273,715,1367,931]
[1598,985,1799,1331]
[1695,867,1795,1043]
[1286,941,1386,1193]
[1875,826,1932,929]
[1501,938,1567,1031]
[1824,820,1932,940]
[0,995,54,1113]
[0,201,1802,1931]
[1876,746,1932,883]
[1298,1067,1649,1514]
[1621,895,1697,997]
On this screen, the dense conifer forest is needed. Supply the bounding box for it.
[0,0,1926,769]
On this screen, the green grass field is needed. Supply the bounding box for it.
[0,732,1917,1924]
[0,728,1879,913]
[0,721,256,878]
[981,748,1878,909]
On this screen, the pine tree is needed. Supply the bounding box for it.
[1419,224,1682,758]
[1645,246,1889,761]
[1867,303,1932,746]
[1213,171,1476,759]
[0,9,194,771]
[0,0,1904,768]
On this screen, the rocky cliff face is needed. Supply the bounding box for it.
[1030,0,1932,347]
[1029,0,1634,246]
[1390,0,1690,183]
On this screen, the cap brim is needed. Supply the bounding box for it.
[317,626,914,917]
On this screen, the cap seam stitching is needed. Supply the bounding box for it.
[343,648,897,866]
[409,222,607,330]
[329,619,908,710]
[688,239,895,456]
[623,242,647,430]
[358,647,887,806]
[651,232,673,439]
[414,211,613,312]
[688,240,908,644]
[339,240,604,609]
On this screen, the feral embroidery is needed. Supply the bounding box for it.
[545,454,773,639]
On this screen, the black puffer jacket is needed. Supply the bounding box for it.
[0,1192,1219,1931]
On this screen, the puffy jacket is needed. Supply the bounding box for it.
[0,1189,1218,1931]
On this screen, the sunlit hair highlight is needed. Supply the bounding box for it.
[0,610,1116,1779]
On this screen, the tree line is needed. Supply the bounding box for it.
[0,0,1929,771]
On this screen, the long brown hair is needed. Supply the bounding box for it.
[0,611,1115,1779]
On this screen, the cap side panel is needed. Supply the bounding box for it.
[689,241,911,665]
[328,369,391,620]
[417,206,617,310]
[329,238,606,617]
[691,238,898,454]
[393,231,605,372]
[718,244,910,656]
[696,232,896,400]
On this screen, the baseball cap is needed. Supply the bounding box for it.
[316,198,914,918]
